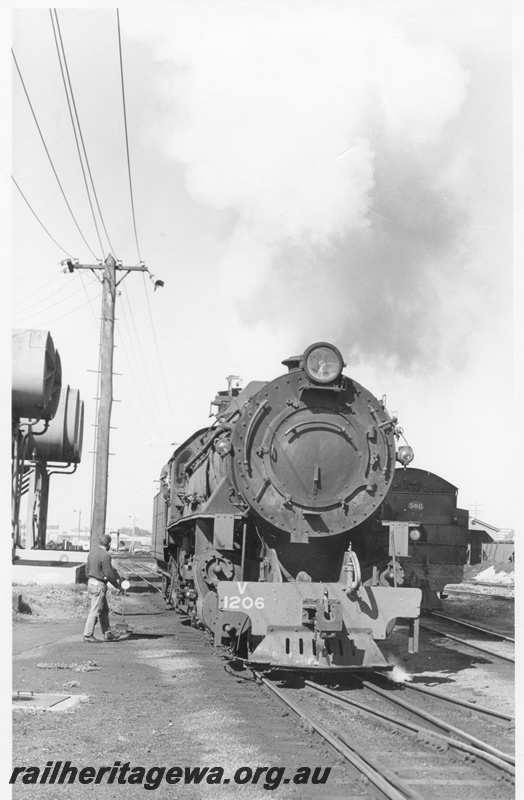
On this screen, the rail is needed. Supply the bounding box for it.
[356,679,514,765]
[305,680,514,784]
[419,621,515,663]
[257,673,424,800]
[118,560,163,594]
[444,587,513,600]
[431,611,514,642]
[383,678,514,729]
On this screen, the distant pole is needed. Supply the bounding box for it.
[129,514,137,555]
[62,255,161,552]
[91,254,116,549]
[469,502,484,520]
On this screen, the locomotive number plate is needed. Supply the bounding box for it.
[408,501,424,511]
[217,582,304,635]
[222,582,265,611]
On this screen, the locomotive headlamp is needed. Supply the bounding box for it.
[396,445,414,466]
[214,438,232,456]
[302,342,344,384]
[409,528,422,542]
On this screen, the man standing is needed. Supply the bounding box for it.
[84,533,122,642]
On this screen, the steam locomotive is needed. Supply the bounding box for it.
[152,342,430,672]
[355,468,469,611]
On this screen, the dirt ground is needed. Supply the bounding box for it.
[11,574,515,799]
[12,591,350,799]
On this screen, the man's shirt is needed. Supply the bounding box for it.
[87,546,121,587]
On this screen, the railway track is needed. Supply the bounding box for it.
[420,615,515,664]
[466,581,514,589]
[381,677,514,730]
[116,558,163,593]
[112,561,514,793]
[444,587,514,600]
[99,565,514,797]
[431,611,514,642]
[257,671,515,800]
[432,611,515,642]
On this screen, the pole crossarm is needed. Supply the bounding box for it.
[62,258,148,272]
[61,253,163,549]
[62,257,164,290]
[63,259,148,284]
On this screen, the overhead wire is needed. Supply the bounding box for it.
[115,10,181,439]
[11,176,100,328]
[113,368,167,446]
[12,277,93,317]
[12,182,99,330]
[17,291,102,330]
[11,48,100,260]
[54,12,167,493]
[15,14,180,450]
[140,273,182,439]
[115,292,174,441]
[51,9,118,259]
[13,13,168,527]
[116,9,141,263]
[114,10,180,440]
[74,271,101,329]
[11,176,75,259]
[114,309,160,431]
[120,298,178,444]
[49,9,104,257]
[12,267,64,307]
[69,10,177,444]
[49,10,115,331]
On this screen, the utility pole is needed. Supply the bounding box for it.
[63,254,163,550]
[92,253,116,549]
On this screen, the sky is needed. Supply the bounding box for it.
[5,0,522,536]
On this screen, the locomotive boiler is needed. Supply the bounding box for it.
[152,342,421,671]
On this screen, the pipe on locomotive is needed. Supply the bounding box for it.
[183,422,233,476]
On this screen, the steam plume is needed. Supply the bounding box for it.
[126,3,481,370]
